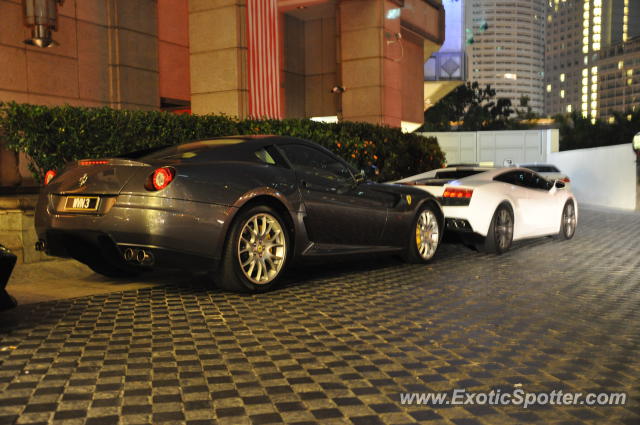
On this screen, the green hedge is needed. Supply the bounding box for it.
[555,110,640,151]
[0,102,444,183]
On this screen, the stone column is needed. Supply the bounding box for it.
[188,0,248,117]
[106,0,160,110]
[339,0,402,127]
[0,146,21,188]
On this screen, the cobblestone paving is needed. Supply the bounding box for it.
[0,207,638,425]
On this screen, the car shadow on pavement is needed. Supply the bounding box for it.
[6,230,569,307]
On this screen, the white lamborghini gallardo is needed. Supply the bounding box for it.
[397,166,578,253]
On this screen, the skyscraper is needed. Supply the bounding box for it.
[545,0,640,118]
[465,0,547,113]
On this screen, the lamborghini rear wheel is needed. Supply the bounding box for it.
[558,200,577,240]
[484,203,514,254]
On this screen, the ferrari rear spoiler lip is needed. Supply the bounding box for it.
[57,158,154,172]
[73,158,152,167]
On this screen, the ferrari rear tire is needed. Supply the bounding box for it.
[217,206,289,293]
[484,203,514,254]
[404,204,441,264]
[558,200,577,240]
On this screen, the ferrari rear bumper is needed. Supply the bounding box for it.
[35,193,235,269]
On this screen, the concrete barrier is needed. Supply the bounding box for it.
[549,143,637,211]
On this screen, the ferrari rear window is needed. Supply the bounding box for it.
[137,138,247,160]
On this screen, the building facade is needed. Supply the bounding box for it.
[464,0,546,114]
[598,37,640,119]
[424,0,466,108]
[0,0,447,188]
[545,0,640,119]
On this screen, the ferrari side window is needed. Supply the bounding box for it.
[279,144,353,186]
[254,148,276,165]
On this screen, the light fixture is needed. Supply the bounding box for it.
[310,116,339,124]
[23,0,64,48]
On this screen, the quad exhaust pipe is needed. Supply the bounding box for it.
[123,247,154,266]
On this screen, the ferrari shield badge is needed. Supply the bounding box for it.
[406,195,412,206]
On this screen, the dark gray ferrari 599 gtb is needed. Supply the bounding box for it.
[35,136,444,292]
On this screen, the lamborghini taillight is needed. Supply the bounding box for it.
[443,188,473,199]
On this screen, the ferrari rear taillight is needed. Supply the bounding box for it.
[44,170,57,185]
[443,188,473,199]
[146,167,175,191]
[561,177,571,183]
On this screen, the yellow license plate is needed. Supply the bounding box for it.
[64,196,100,211]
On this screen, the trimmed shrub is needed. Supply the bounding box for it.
[0,102,444,183]
[555,110,640,151]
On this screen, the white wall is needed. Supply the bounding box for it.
[420,129,637,211]
[432,132,477,164]
[477,130,548,166]
[549,144,637,211]
[420,129,556,165]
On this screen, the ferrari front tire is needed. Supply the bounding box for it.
[558,200,577,240]
[404,204,441,264]
[484,203,514,254]
[217,206,289,293]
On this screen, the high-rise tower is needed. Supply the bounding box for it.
[465,0,547,113]
[545,0,640,118]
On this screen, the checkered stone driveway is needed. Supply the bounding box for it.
[0,207,639,425]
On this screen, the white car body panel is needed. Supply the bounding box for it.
[397,167,578,240]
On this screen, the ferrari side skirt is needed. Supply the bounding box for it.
[301,242,403,257]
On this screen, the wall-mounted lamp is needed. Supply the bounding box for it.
[23,0,64,48]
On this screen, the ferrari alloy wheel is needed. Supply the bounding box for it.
[237,213,287,284]
[415,209,440,260]
[559,201,577,240]
[217,205,289,292]
[405,204,441,263]
[485,203,514,254]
